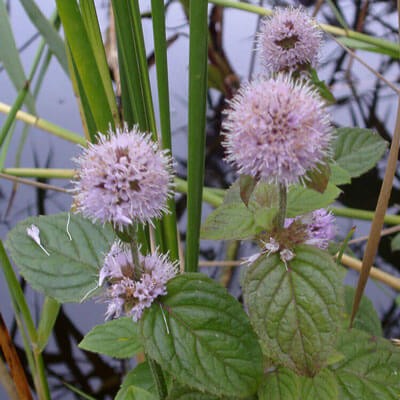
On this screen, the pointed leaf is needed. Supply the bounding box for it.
[79,318,142,358]
[6,213,115,303]
[391,233,400,252]
[239,175,258,207]
[243,245,343,376]
[116,386,156,400]
[330,329,400,400]
[329,163,351,185]
[258,367,299,400]
[299,369,339,400]
[333,128,387,179]
[304,162,330,193]
[287,183,341,218]
[140,273,263,398]
[201,202,258,240]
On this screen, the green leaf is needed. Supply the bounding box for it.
[299,369,339,400]
[337,37,400,58]
[200,202,258,240]
[309,68,336,103]
[79,318,142,358]
[333,128,387,179]
[258,367,299,400]
[6,213,115,303]
[391,233,400,252]
[330,329,400,399]
[140,273,263,398]
[343,286,382,336]
[239,175,258,207]
[287,183,341,218]
[304,162,330,193]
[253,207,278,231]
[329,163,351,185]
[115,362,157,400]
[116,386,156,400]
[243,245,343,376]
[167,385,221,400]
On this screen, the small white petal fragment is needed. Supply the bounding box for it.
[26,224,50,256]
[66,212,72,241]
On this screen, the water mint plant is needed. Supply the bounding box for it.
[2,2,399,400]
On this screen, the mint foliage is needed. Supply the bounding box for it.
[333,127,387,179]
[330,329,400,399]
[79,317,142,358]
[258,368,299,400]
[243,245,343,376]
[299,369,338,399]
[6,212,114,303]
[115,362,157,400]
[343,286,382,336]
[140,273,263,398]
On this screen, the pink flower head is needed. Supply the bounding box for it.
[100,242,178,322]
[73,125,174,229]
[258,7,322,73]
[223,75,331,185]
[285,208,335,249]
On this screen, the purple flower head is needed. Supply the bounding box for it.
[100,242,178,322]
[285,208,335,249]
[223,75,332,185]
[258,7,322,73]
[73,125,174,229]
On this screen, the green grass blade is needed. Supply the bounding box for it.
[0,0,35,112]
[56,0,115,138]
[185,1,209,272]
[19,0,69,74]
[80,0,120,125]
[151,0,179,261]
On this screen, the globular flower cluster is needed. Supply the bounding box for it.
[244,209,335,266]
[258,7,322,73]
[73,125,174,229]
[223,74,332,185]
[100,242,178,322]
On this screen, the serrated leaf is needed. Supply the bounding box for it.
[258,367,299,400]
[79,318,142,358]
[299,369,339,400]
[391,233,400,252]
[287,183,341,218]
[6,213,115,303]
[329,163,351,185]
[239,174,258,207]
[343,286,382,336]
[140,273,263,398]
[330,329,400,400]
[243,245,343,376]
[333,128,387,179]
[304,162,330,193]
[200,202,258,240]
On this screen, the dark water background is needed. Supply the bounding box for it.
[0,0,399,398]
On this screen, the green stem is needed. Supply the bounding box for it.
[276,184,287,229]
[208,0,399,56]
[129,227,142,280]
[148,357,168,399]
[329,206,400,226]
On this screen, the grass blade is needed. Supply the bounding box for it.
[19,0,69,74]
[185,1,209,272]
[55,0,115,139]
[151,0,179,261]
[0,0,35,112]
